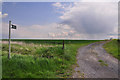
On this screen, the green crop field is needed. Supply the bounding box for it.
[1,39,100,78]
[103,40,120,60]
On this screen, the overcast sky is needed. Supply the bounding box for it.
[1,0,119,40]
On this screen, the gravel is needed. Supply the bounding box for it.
[72,41,118,78]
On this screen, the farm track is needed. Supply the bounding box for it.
[73,41,118,78]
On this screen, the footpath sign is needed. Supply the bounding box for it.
[8,21,17,59]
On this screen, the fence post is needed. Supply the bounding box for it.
[62,40,64,49]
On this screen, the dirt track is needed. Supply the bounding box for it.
[73,41,118,78]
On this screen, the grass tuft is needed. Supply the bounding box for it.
[98,60,108,66]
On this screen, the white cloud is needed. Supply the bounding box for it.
[2,2,118,40]
[52,2,63,8]
[53,2,74,14]
[0,12,8,18]
[81,0,119,2]
[53,2,118,39]
[70,30,76,33]
[3,13,8,16]
[2,22,80,39]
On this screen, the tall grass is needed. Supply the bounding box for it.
[103,40,119,60]
[2,40,99,78]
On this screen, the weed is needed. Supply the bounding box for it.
[98,60,108,66]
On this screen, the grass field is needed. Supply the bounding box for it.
[103,40,120,60]
[1,39,99,78]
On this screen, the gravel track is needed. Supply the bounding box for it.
[73,41,118,78]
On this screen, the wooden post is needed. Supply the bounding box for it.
[62,40,64,49]
[8,21,11,59]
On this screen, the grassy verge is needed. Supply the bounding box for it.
[1,40,99,78]
[103,40,119,60]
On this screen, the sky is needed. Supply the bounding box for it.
[1,0,119,40]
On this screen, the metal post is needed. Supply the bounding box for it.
[8,21,11,59]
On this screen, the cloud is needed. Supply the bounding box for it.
[2,22,79,39]
[52,2,74,14]
[52,2,63,8]
[53,2,118,39]
[0,12,8,18]
[2,2,118,40]
[81,0,119,2]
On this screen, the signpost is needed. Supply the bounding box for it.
[8,21,17,59]
[8,21,11,59]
